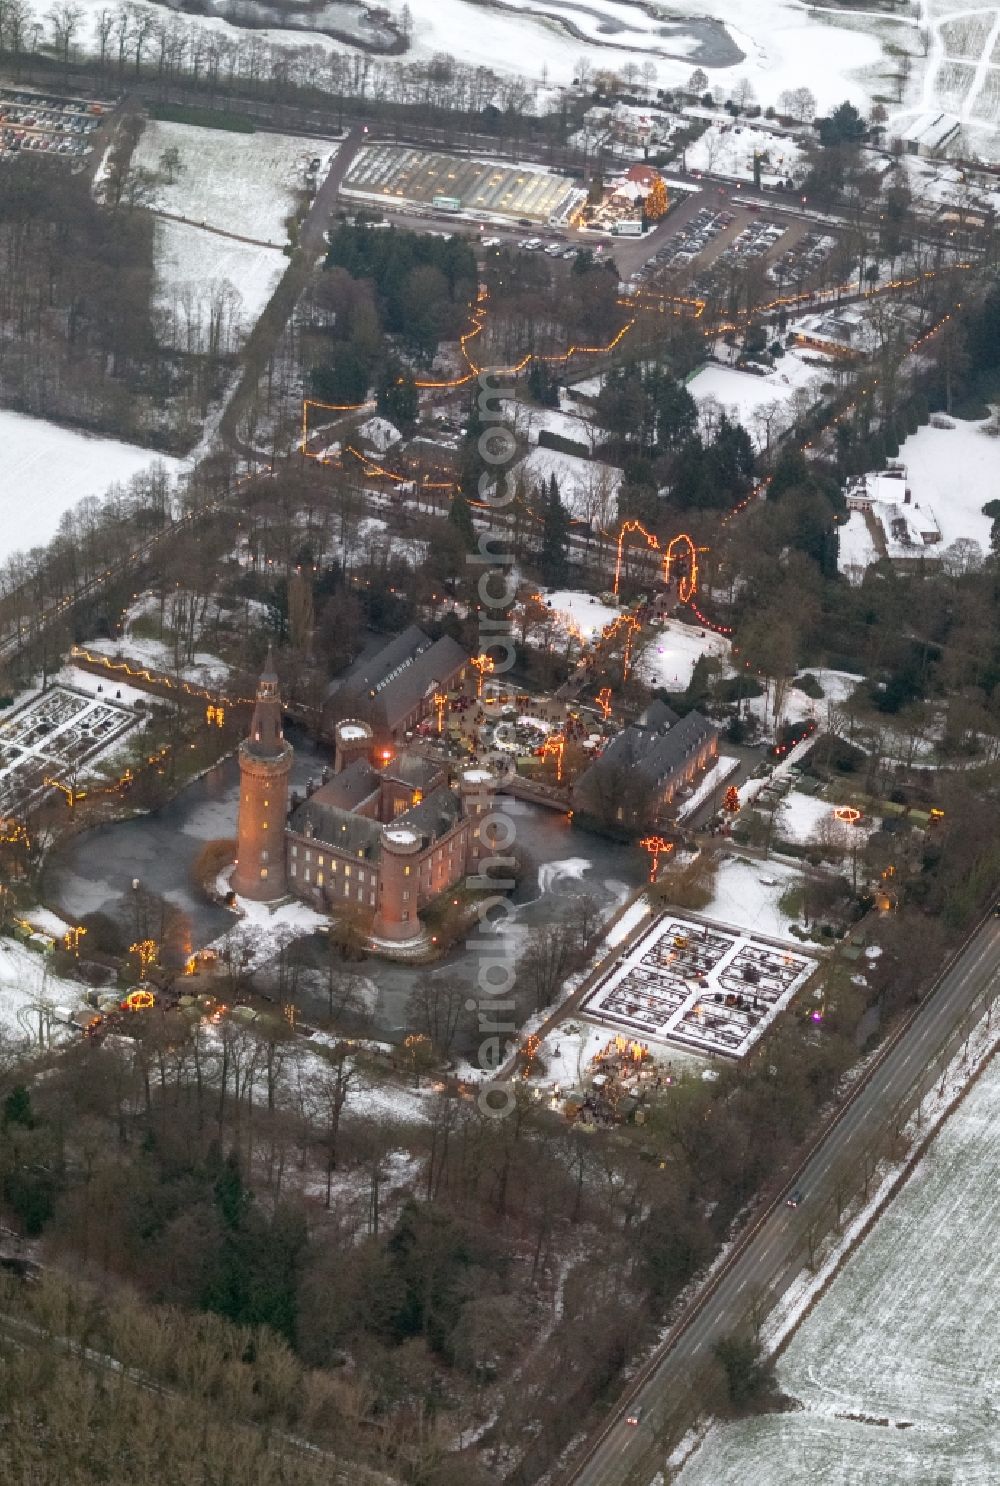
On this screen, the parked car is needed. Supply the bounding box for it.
[786,1188,804,1209]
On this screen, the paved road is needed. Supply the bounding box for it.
[565,914,1000,1486]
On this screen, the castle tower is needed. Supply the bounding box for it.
[232,650,293,902]
[373,825,423,942]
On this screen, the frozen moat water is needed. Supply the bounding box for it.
[44,732,645,1036]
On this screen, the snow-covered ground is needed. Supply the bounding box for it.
[892,0,1000,161]
[0,409,184,563]
[689,352,827,451]
[153,220,288,346]
[132,121,337,245]
[0,937,82,1045]
[836,416,1000,581]
[541,588,622,640]
[898,414,1000,551]
[514,445,623,522]
[676,1048,1000,1485]
[639,617,731,692]
[777,790,875,848]
[774,669,865,728]
[839,510,880,584]
[704,854,802,940]
[685,121,805,185]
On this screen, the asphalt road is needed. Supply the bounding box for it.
[566,915,1000,1486]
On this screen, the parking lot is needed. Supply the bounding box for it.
[582,912,815,1059]
[0,85,112,163]
[343,143,586,225]
[646,203,738,273]
[768,229,838,288]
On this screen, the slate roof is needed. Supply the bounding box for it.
[637,698,681,732]
[392,785,462,843]
[576,709,718,796]
[288,799,382,859]
[308,760,380,813]
[331,627,469,733]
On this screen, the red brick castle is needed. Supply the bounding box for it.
[234,645,491,942]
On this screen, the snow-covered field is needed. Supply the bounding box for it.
[28,0,889,118]
[893,0,1000,159]
[132,121,338,245]
[898,414,1000,551]
[126,123,337,344]
[837,416,1000,581]
[542,588,620,640]
[685,121,804,185]
[515,445,623,522]
[639,617,731,692]
[0,937,81,1045]
[154,220,288,341]
[839,510,880,584]
[676,1050,1000,1485]
[690,353,827,452]
[0,409,184,563]
[777,790,874,848]
[704,854,801,940]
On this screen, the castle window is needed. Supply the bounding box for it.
[404,866,411,877]
[317,872,324,888]
[402,911,409,921]
[318,855,325,868]
[260,867,268,879]
[344,882,350,897]
[262,822,268,831]
[291,845,298,858]
[264,799,269,807]
[370,892,375,906]
[357,888,363,901]
[403,891,410,902]
[305,851,311,863]
[345,865,352,878]
[305,869,311,884]
[261,850,269,864]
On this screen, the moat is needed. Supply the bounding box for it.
[43,729,645,1036]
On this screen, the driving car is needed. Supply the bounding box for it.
[626,1406,643,1426]
[786,1188,804,1208]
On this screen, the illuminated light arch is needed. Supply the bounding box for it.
[541,731,567,783]
[663,533,699,603]
[600,613,642,680]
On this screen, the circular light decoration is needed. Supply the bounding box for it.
[834,806,862,825]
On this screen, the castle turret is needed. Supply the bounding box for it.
[232,650,293,902]
[334,718,373,774]
[372,824,423,942]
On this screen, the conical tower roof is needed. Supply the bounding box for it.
[245,650,286,759]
